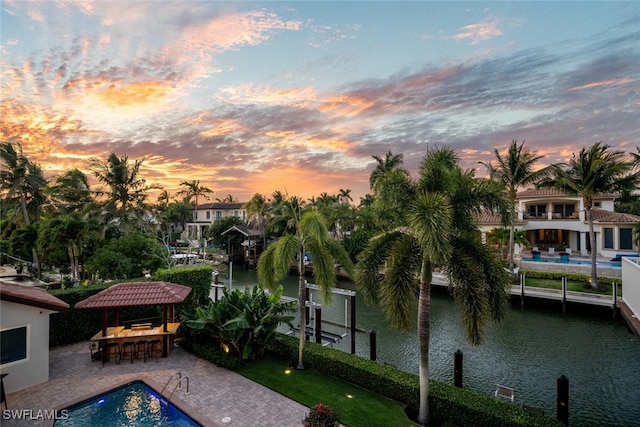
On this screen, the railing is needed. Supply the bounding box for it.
[622,258,640,318]
[160,371,190,407]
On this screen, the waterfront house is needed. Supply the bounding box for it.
[479,188,640,258]
[184,202,247,241]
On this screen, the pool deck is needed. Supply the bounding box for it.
[3,342,309,427]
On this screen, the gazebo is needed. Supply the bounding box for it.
[75,281,191,361]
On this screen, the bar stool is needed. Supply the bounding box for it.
[121,341,136,364]
[104,342,121,365]
[136,340,148,362]
[147,339,162,362]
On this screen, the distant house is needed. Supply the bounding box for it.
[0,281,69,393]
[185,202,247,240]
[479,188,640,258]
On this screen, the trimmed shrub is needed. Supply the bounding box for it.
[268,334,562,427]
[155,265,213,317]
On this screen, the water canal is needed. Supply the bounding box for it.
[217,264,640,427]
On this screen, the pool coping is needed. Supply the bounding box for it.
[43,376,219,427]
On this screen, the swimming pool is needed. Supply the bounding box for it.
[53,380,203,427]
[522,257,621,267]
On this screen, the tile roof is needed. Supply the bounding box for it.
[591,209,640,223]
[517,187,617,198]
[0,281,70,311]
[74,281,192,309]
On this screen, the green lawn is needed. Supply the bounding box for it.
[524,277,619,295]
[238,356,418,427]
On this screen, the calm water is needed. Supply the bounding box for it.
[219,264,640,427]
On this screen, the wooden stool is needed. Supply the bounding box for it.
[147,340,162,362]
[136,340,148,362]
[105,342,121,365]
[121,341,136,364]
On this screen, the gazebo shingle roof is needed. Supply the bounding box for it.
[0,281,70,311]
[74,281,191,309]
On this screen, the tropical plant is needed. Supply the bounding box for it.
[356,146,511,426]
[540,142,639,289]
[186,284,295,360]
[243,193,269,247]
[257,210,355,369]
[480,140,546,273]
[486,227,530,259]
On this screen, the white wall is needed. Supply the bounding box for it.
[0,301,55,393]
[622,258,640,319]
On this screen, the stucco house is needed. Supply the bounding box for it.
[184,202,247,240]
[479,188,640,258]
[0,281,69,394]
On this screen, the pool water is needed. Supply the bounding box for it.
[54,381,201,427]
[522,257,621,267]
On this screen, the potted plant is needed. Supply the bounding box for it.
[303,403,340,427]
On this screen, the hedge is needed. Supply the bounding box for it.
[268,334,562,427]
[155,265,213,316]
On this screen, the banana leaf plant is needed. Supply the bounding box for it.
[186,284,296,360]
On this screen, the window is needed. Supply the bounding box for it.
[206,211,210,220]
[620,228,633,250]
[603,228,614,249]
[215,211,222,220]
[234,211,239,217]
[1,325,29,366]
[594,202,601,208]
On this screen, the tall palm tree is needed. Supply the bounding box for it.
[356,146,511,426]
[541,142,639,289]
[243,193,269,247]
[45,168,93,214]
[0,141,46,268]
[88,151,159,232]
[177,179,213,238]
[480,140,546,273]
[369,150,410,190]
[257,210,354,369]
[338,188,352,204]
[0,141,46,226]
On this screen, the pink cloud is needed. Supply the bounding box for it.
[454,21,503,44]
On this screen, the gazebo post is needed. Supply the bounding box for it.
[114,309,119,327]
[162,305,168,357]
[101,309,108,363]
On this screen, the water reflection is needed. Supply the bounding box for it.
[216,265,640,427]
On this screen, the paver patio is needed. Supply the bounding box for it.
[4,342,308,427]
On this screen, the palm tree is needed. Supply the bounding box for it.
[369,150,410,190]
[356,146,511,426]
[0,141,47,269]
[480,140,546,273]
[45,169,93,214]
[88,151,159,232]
[243,193,269,247]
[257,210,354,370]
[541,142,639,289]
[177,179,214,238]
[0,142,46,226]
[338,188,352,204]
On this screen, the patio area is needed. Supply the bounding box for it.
[4,341,309,426]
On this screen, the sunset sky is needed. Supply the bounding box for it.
[2,1,639,203]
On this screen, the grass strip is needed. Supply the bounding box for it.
[238,355,418,427]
